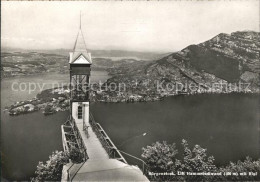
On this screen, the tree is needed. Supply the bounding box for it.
[175,139,218,181]
[220,157,260,181]
[142,140,260,181]
[69,146,85,163]
[142,140,218,181]
[31,147,87,182]
[31,151,69,182]
[142,141,178,172]
[24,106,30,112]
[44,105,53,113]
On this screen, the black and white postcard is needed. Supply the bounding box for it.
[1,0,259,181]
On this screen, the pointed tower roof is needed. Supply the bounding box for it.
[70,12,92,64]
[73,29,88,52]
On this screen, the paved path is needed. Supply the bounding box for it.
[75,118,109,160]
[63,116,149,181]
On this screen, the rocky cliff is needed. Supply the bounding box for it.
[106,31,259,96]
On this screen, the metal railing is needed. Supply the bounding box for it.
[61,116,71,152]
[61,115,88,161]
[117,149,150,176]
[63,113,152,179]
[89,112,154,177]
[61,115,89,181]
[69,117,88,161]
[89,112,127,163]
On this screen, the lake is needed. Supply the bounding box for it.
[1,71,109,181]
[91,94,259,166]
[1,73,259,181]
[1,71,109,107]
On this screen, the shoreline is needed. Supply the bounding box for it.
[95,91,259,103]
[5,90,259,116]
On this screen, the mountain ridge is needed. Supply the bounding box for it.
[146,30,259,84]
[105,30,259,99]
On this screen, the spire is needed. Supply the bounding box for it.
[70,12,92,64]
[80,11,81,30]
[73,11,87,52]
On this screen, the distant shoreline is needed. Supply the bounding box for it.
[5,89,259,116]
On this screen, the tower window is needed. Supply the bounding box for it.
[78,106,82,119]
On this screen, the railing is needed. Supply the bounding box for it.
[61,116,73,153]
[89,112,155,178]
[61,117,70,152]
[61,115,89,182]
[69,117,88,161]
[61,125,69,152]
[117,149,150,176]
[89,113,152,177]
[67,162,86,182]
[89,113,127,163]
[61,115,88,161]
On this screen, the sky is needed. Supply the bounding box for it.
[1,1,259,52]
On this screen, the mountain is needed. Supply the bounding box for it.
[148,31,259,84]
[106,31,259,96]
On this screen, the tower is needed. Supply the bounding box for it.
[69,14,91,130]
[62,14,149,182]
